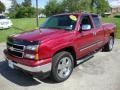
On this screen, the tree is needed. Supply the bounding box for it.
[91,0,110,14]
[62,0,81,12]
[9,0,17,11]
[76,0,93,12]
[0,1,5,13]
[22,0,32,7]
[43,0,110,16]
[9,0,18,18]
[8,0,36,18]
[44,0,64,16]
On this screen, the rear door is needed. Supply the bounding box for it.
[91,15,104,48]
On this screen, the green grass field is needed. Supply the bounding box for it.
[102,17,120,39]
[0,18,46,42]
[0,17,119,42]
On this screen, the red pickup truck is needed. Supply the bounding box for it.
[4,12,116,82]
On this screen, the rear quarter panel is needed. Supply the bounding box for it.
[102,23,116,43]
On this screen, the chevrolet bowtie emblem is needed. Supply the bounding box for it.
[9,47,14,51]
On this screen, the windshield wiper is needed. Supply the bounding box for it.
[40,27,63,29]
[40,27,72,31]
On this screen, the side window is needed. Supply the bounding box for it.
[92,15,101,28]
[80,15,93,29]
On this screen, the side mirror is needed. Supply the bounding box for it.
[81,24,91,31]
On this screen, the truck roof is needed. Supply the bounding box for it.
[52,12,98,16]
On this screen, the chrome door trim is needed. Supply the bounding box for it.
[80,41,103,51]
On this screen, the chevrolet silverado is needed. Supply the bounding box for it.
[4,12,116,82]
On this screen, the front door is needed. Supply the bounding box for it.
[75,14,96,59]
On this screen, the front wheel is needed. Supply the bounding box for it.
[51,51,74,82]
[103,36,114,51]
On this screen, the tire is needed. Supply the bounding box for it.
[51,51,74,82]
[103,36,114,51]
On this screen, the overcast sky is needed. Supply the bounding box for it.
[17,0,49,8]
[0,0,49,10]
[0,0,12,10]
[108,0,120,7]
[0,0,120,12]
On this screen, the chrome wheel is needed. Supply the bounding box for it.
[109,37,114,50]
[57,57,72,79]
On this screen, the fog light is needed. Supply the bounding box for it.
[24,54,35,59]
[26,45,37,51]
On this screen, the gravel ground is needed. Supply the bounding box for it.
[0,40,120,90]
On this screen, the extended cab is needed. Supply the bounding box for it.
[4,13,116,82]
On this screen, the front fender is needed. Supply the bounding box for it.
[39,39,75,60]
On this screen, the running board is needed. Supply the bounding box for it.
[76,54,94,65]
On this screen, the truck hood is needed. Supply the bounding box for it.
[13,28,68,42]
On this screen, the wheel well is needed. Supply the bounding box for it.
[53,46,76,66]
[110,33,114,38]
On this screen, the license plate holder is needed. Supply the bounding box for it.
[8,60,14,69]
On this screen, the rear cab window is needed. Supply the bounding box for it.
[92,15,101,28]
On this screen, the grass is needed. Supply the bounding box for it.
[0,18,46,42]
[102,17,120,39]
[0,17,119,42]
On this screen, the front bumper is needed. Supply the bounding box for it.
[0,25,12,29]
[4,50,52,73]
[6,59,51,73]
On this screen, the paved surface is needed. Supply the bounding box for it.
[0,40,120,90]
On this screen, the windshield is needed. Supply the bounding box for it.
[0,15,6,19]
[41,15,78,30]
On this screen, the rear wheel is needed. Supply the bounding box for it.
[103,36,114,51]
[51,51,74,82]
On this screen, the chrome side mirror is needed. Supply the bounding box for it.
[81,24,91,31]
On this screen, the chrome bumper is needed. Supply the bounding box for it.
[6,59,52,73]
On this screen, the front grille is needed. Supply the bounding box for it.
[7,37,39,58]
[7,42,24,51]
[8,49,23,58]
[7,42,25,58]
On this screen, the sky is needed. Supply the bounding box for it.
[16,0,120,8]
[0,0,120,12]
[0,0,12,10]
[17,0,49,8]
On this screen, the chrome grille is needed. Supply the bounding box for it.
[7,37,39,58]
[7,42,25,58]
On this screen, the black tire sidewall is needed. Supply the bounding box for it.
[51,51,74,82]
[103,36,114,51]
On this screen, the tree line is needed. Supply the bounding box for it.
[0,1,5,13]
[44,0,110,16]
[0,0,110,18]
[8,0,36,18]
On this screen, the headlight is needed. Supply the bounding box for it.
[26,45,38,51]
[25,45,39,60]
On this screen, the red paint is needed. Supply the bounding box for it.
[4,13,116,67]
